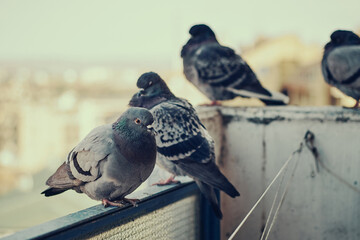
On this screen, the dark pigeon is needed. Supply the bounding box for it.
[129,72,240,218]
[41,107,157,207]
[322,30,360,108]
[181,24,289,105]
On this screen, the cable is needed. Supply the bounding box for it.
[228,144,303,240]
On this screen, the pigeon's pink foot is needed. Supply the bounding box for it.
[152,175,180,186]
[200,101,222,106]
[102,198,139,208]
[210,100,222,106]
[102,199,125,208]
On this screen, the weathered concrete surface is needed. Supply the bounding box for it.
[199,106,360,240]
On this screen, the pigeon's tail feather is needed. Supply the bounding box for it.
[177,161,240,198]
[209,170,240,198]
[227,88,289,105]
[196,180,223,219]
[46,162,81,188]
[41,187,69,197]
[261,90,289,105]
[42,162,82,197]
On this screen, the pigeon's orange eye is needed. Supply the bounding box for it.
[134,118,141,124]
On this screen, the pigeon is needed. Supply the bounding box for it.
[41,107,157,207]
[181,24,289,105]
[322,30,360,108]
[129,72,240,218]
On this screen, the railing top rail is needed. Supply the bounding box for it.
[2,180,198,240]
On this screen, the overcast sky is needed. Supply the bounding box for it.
[0,0,359,63]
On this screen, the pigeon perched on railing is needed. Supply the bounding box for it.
[129,72,240,219]
[41,107,157,207]
[322,30,360,108]
[181,24,289,106]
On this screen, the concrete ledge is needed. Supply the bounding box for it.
[197,106,360,240]
[198,106,360,123]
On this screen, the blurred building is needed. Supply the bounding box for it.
[241,34,333,106]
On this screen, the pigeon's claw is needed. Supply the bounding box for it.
[152,175,181,186]
[102,198,140,208]
[102,199,125,208]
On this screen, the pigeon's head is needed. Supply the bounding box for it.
[181,24,217,57]
[325,30,360,50]
[113,107,155,136]
[136,72,164,90]
[189,24,216,39]
[129,72,174,109]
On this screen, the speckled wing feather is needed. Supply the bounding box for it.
[193,44,248,87]
[151,98,239,198]
[187,43,289,103]
[151,98,214,164]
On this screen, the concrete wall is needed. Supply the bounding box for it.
[198,106,360,240]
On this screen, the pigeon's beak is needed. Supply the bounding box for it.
[147,125,157,135]
[138,89,145,97]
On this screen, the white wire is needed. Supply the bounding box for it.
[228,147,301,240]
[259,165,287,240]
[263,150,301,240]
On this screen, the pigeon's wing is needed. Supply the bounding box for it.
[326,45,360,86]
[43,162,83,195]
[193,44,289,103]
[193,44,249,87]
[152,99,214,164]
[67,124,114,182]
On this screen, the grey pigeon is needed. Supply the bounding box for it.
[322,30,360,108]
[129,72,240,218]
[181,24,289,105]
[41,107,157,207]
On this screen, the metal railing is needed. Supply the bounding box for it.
[2,181,219,240]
